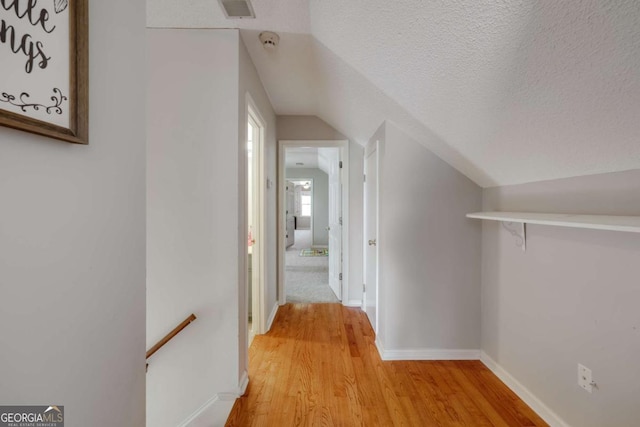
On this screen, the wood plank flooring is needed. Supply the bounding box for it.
[226,304,548,426]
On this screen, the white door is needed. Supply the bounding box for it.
[247,107,265,339]
[285,181,295,248]
[364,143,378,331]
[326,148,342,300]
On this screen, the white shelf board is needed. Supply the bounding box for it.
[466,212,640,234]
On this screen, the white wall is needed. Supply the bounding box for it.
[277,115,347,140]
[147,29,241,427]
[286,168,329,246]
[238,36,278,380]
[481,169,640,427]
[278,116,364,305]
[0,0,147,425]
[376,121,482,354]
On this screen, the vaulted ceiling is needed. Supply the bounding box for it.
[147,0,640,187]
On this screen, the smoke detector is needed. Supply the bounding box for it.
[259,32,280,50]
[218,0,255,19]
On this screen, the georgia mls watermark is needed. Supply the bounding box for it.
[0,406,64,427]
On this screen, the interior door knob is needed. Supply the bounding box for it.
[368,239,377,246]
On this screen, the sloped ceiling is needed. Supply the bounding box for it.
[285,147,337,175]
[147,0,640,187]
[286,147,319,170]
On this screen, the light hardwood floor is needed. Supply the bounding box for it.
[226,304,548,426]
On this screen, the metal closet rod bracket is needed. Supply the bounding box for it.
[501,221,526,252]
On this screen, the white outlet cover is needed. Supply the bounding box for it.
[578,363,593,393]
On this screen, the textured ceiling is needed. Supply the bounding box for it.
[286,148,319,169]
[147,0,310,33]
[285,147,337,175]
[148,0,640,187]
[242,31,494,184]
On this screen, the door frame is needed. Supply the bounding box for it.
[278,140,350,305]
[246,95,267,340]
[288,178,314,241]
[363,139,379,333]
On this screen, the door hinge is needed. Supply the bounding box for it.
[363,174,366,182]
[339,216,342,225]
[363,283,366,292]
[339,161,343,169]
[339,273,343,281]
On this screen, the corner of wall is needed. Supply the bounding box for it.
[177,393,237,427]
[267,303,279,330]
[480,352,570,427]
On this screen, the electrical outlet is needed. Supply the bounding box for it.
[578,363,593,393]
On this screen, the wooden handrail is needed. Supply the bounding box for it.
[146,313,197,360]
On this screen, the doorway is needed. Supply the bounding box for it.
[284,177,331,303]
[286,178,314,251]
[247,103,265,345]
[285,179,314,249]
[278,140,350,305]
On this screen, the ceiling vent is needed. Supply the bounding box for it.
[218,0,255,19]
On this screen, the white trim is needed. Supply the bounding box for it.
[278,140,350,305]
[248,328,255,346]
[240,93,268,411]
[237,370,249,396]
[177,393,236,427]
[246,93,267,336]
[177,394,219,427]
[363,139,380,333]
[344,299,363,308]
[266,302,279,331]
[340,145,350,302]
[217,392,239,402]
[381,348,480,361]
[375,337,385,359]
[376,337,480,361]
[480,351,571,427]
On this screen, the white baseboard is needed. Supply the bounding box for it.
[480,351,570,427]
[177,393,235,427]
[343,299,363,308]
[266,303,279,331]
[177,372,248,427]
[375,337,480,361]
[375,337,384,358]
[237,370,249,396]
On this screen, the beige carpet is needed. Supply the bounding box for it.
[285,230,339,303]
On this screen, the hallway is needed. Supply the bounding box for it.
[226,304,547,426]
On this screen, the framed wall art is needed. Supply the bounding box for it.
[0,0,88,144]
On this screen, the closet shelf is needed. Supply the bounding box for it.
[466,212,640,234]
